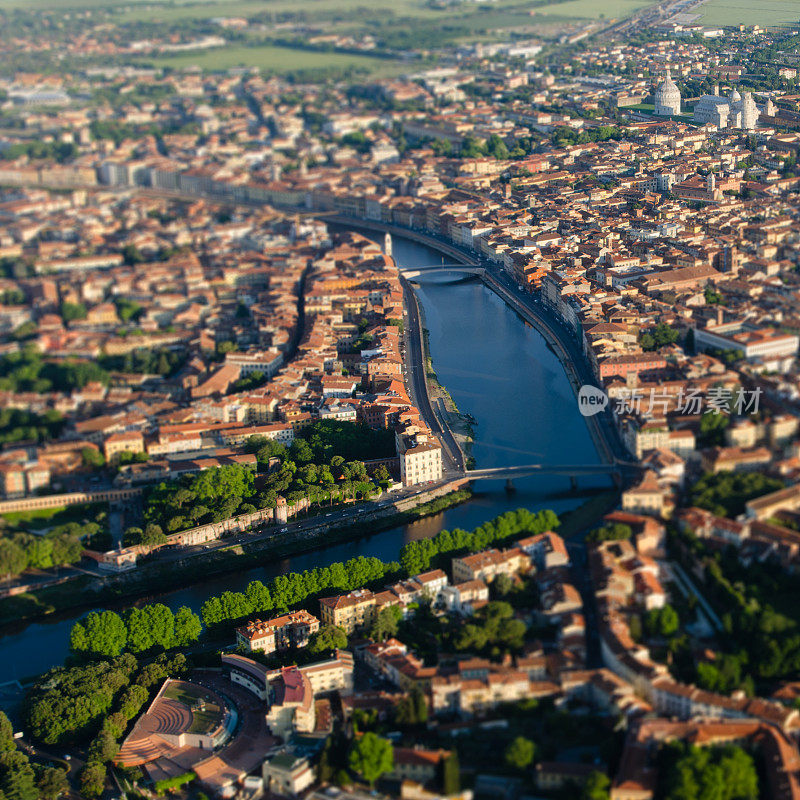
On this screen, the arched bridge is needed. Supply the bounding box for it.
[400,263,485,280]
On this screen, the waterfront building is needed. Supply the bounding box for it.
[236,610,320,654]
[396,424,443,487]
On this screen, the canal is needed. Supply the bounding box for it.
[0,235,604,686]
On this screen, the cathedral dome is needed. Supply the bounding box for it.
[654,70,681,116]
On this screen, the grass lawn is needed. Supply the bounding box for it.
[1,502,105,532]
[140,44,407,76]
[163,683,223,734]
[2,506,68,526]
[697,0,800,27]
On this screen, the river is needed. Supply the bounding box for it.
[0,235,603,687]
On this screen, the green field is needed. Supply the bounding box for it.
[697,0,800,27]
[0,0,656,23]
[1,502,105,532]
[141,43,407,75]
[534,0,654,19]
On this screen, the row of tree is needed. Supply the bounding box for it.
[199,507,559,631]
[398,507,560,576]
[99,346,187,377]
[201,555,394,627]
[70,604,202,659]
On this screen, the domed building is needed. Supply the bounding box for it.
[654,70,681,116]
[694,85,760,130]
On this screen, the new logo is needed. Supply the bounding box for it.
[578,385,608,417]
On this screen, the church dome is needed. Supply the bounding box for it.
[654,70,681,116]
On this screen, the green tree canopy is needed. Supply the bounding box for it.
[348,732,393,787]
[504,736,536,771]
[308,624,348,656]
[70,610,128,658]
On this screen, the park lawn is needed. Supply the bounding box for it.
[140,44,407,75]
[697,0,800,27]
[2,506,68,526]
[1,502,105,532]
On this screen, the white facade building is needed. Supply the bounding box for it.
[654,70,681,116]
[694,87,760,130]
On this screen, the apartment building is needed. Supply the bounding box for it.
[396,427,443,487]
[318,588,378,633]
[451,547,529,584]
[235,610,320,654]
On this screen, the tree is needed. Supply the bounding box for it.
[36,766,69,800]
[60,302,87,322]
[441,751,460,795]
[646,604,679,638]
[582,771,611,800]
[174,606,202,646]
[126,604,175,653]
[412,685,428,724]
[699,411,729,446]
[125,523,166,547]
[87,727,119,763]
[70,610,128,658]
[81,447,105,469]
[504,736,536,771]
[348,732,393,787]
[370,605,402,642]
[0,712,13,752]
[121,244,144,265]
[587,523,632,543]
[495,573,514,596]
[78,762,106,799]
[0,750,38,800]
[0,538,27,578]
[308,625,348,655]
[118,685,149,720]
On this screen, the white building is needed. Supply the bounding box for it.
[263,752,315,797]
[693,87,760,130]
[396,426,443,487]
[694,321,798,369]
[654,70,681,116]
[225,348,284,377]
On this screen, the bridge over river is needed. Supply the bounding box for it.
[399,263,485,280]
[465,459,642,490]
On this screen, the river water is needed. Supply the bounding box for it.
[0,236,603,686]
